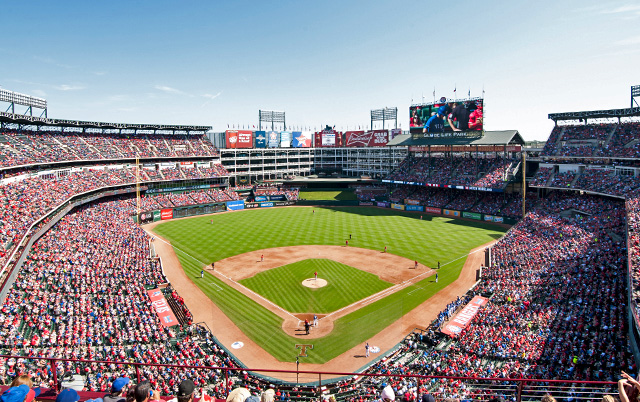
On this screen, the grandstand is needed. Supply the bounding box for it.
[1,100,640,402]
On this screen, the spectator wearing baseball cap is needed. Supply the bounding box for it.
[176,380,195,402]
[8,375,41,402]
[56,389,80,402]
[1,385,30,402]
[104,377,130,402]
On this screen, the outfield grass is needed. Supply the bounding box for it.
[239,259,393,314]
[154,206,507,363]
[299,188,357,201]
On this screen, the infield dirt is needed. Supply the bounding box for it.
[144,217,495,379]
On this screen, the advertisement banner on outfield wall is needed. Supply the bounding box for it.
[406,205,424,212]
[424,207,442,214]
[484,215,494,222]
[280,131,291,148]
[391,203,405,210]
[377,201,390,208]
[226,200,245,211]
[268,131,279,148]
[255,131,267,148]
[441,295,488,337]
[405,199,420,206]
[260,202,274,208]
[160,209,173,220]
[147,289,179,327]
[493,216,504,223]
[255,196,268,202]
[139,212,154,224]
[153,210,161,222]
[462,212,482,220]
[359,202,374,206]
[245,202,259,209]
[443,209,460,217]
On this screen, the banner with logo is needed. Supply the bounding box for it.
[359,201,374,206]
[245,202,259,209]
[268,131,279,148]
[255,196,268,202]
[153,210,161,222]
[226,200,245,211]
[147,289,179,327]
[406,205,424,212]
[280,131,291,148]
[424,207,442,214]
[344,130,389,147]
[260,202,274,208]
[484,215,494,222]
[405,199,420,206]
[225,130,238,148]
[138,212,153,224]
[255,131,267,148]
[291,131,311,147]
[462,212,482,220]
[160,209,173,220]
[391,203,405,210]
[390,128,402,139]
[441,296,488,337]
[377,201,390,208]
[443,209,460,217]
[493,216,504,223]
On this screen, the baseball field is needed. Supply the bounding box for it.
[152,206,506,364]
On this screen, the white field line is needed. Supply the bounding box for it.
[321,247,487,321]
[155,237,298,321]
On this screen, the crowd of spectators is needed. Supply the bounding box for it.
[386,155,515,190]
[541,122,640,158]
[0,130,218,167]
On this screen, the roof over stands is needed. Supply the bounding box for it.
[548,107,640,121]
[387,130,525,147]
[0,111,211,132]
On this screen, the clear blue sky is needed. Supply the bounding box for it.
[1,0,638,140]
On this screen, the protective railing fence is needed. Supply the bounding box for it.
[0,355,617,402]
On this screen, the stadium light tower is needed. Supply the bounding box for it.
[371,107,397,129]
[0,88,47,117]
[632,85,640,108]
[259,110,286,131]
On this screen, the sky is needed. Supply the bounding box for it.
[0,0,639,141]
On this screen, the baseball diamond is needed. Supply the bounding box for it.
[150,206,506,366]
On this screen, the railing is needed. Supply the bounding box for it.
[0,355,617,402]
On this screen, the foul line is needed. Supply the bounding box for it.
[155,237,299,321]
[321,246,487,321]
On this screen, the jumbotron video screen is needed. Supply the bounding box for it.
[410,98,484,135]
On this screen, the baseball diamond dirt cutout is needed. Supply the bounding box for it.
[144,219,496,378]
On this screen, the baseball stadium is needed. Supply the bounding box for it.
[1,3,640,402]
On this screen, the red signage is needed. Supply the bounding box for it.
[225,130,238,148]
[160,209,173,220]
[424,207,442,214]
[441,295,488,337]
[237,130,253,148]
[147,289,179,327]
[345,130,389,147]
[409,145,522,153]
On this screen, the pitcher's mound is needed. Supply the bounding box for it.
[302,278,327,288]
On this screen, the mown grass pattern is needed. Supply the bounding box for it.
[154,207,506,363]
[239,259,393,314]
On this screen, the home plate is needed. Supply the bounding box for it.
[302,278,328,288]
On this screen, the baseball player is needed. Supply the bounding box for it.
[365,342,370,357]
[314,271,318,281]
[261,254,264,262]
[313,314,318,327]
[436,273,439,283]
[200,270,204,278]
